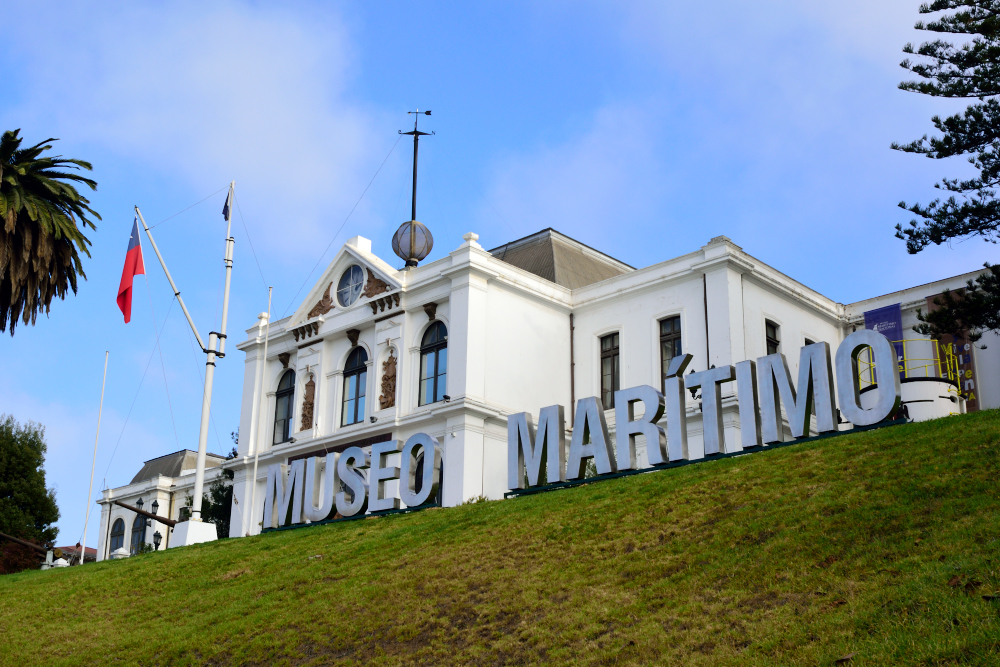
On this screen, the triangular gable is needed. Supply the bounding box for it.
[289,238,401,327]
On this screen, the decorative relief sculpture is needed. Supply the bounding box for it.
[346,329,360,347]
[361,268,391,299]
[379,351,397,410]
[423,302,437,321]
[307,283,334,318]
[300,371,316,431]
[278,352,290,368]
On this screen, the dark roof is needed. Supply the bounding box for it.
[129,449,227,485]
[488,228,634,289]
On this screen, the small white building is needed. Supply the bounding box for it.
[97,228,999,551]
[95,449,228,560]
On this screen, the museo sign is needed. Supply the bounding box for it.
[263,330,900,529]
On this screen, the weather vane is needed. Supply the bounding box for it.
[392,110,435,268]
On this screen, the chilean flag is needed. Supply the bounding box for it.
[116,218,145,323]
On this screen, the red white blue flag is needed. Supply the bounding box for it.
[116,218,145,323]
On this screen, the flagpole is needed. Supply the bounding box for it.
[191,181,236,522]
[133,183,235,536]
[246,286,272,536]
[79,351,109,565]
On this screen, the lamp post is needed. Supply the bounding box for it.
[153,531,162,551]
[135,498,148,548]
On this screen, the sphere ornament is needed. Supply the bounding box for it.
[392,220,434,267]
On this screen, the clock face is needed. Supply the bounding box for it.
[337,265,365,307]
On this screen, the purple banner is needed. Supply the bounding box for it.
[864,303,905,381]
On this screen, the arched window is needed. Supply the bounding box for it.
[342,347,368,426]
[273,369,295,445]
[109,518,125,553]
[130,513,146,555]
[419,322,448,406]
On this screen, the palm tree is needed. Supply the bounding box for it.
[0,129,99,335]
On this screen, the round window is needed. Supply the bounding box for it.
[337,265,365,307]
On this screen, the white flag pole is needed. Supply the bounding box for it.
[191,181,236,522]
[79,351,109,564]
[247,286,272,536]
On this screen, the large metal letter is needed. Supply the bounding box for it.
[758,343,838,444]
[836,329,902,426]
[263,460,304,529]
[369,440,402,512]
[800,342,837,433]
[302,453,338,522]
[614,385,666,468]
[566,397,615,480]
[735,360,762,449]
[399,433,442,507]
[685,365,736,455]
[663,353,693,461]
[336,446,369,517]
[507,405,566,490]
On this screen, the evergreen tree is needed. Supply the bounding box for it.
[895,2,1000,340]
[0,415,59,575]
[202,468,234,539]
[915,262,1000,343]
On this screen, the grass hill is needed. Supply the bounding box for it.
[2,411,1000,666]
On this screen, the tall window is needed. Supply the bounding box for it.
[419,322,448,406]
[342,347,369,426]
[766,320,781,355]
[130,514,146,555]
[109,518,125,553]
[600,332,620,408]
[273,370,295,444]
[659,316,682,385]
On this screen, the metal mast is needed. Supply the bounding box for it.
[401,109,433,254]
[135,180,236,524]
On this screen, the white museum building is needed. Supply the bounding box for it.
[95,228,1000,558]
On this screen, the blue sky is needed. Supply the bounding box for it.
[1,1,993,549]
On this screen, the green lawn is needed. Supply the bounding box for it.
[2,410,999,666]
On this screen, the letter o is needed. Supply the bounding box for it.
[835,329,901,427]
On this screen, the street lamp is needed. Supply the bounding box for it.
[135,497,148,547]
[151,500,159,515]
[153,531,162,551]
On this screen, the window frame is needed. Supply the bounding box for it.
[109,518,125,553]
[418,322,448,407]
[130,513,146,555]
[273,369,296,445]
[765,320,781,356]
[658,315,682,386]
[600,332,620,409]
[336,264,365,307]
[341,347,369,426]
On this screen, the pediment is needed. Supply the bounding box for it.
[288,239,401,328]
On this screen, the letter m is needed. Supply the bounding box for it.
[507,405,566,490]
[758,342,837,443]
[263,460,305,529]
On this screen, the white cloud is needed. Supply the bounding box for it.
[480,105,667,252]
[3,1,388,259]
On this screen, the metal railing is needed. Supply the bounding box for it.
[856,338,961,388]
